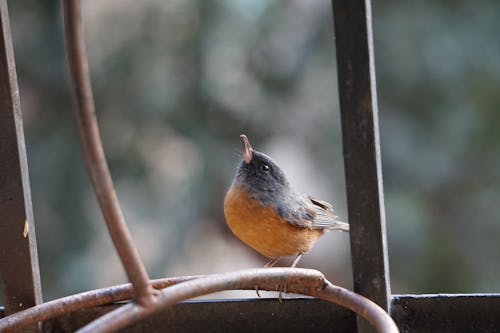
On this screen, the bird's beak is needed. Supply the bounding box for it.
[240,134,253,164]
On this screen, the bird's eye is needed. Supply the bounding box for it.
[260,164,270,172]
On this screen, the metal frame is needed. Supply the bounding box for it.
[13,295,497,333]
[333,0,391,312]
[1,0,500,332]
[2,295,500,332]
[333,1,391,331]
[0,0,42,317]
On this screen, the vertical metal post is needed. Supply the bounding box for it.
[0,0,42,317]
[331,0,391,331]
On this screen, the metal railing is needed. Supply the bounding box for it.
[1,0,498,332]
[0,0,395,331]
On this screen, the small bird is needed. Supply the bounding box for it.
[224,134,349,268]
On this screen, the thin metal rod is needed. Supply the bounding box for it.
[61,0,155,306]
[332,0,391,315]
[76,268,398,333]
[0,0,42,318]
[0,276,200,333]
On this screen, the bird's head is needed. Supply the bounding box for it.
[234,135,290,195]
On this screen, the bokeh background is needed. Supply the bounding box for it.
[2,0,499,301]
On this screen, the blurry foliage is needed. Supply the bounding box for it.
[2,0,499,301]
[374,0,500,292]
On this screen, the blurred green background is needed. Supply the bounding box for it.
[2,0,499,301]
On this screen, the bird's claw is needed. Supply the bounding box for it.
[276,283,288,303]
[255,285,261,298]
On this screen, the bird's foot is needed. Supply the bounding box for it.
[255,285,261,298]
[275,283,288,303]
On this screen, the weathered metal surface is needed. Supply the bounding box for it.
[4,294,497,332]
[0,269,398,333]
[392,294,500,333]
[0,276,199,332]
[0,0,42,318]
[2,293,492,332]
[71,268,397,333]
[332,0,391,316]
[50,299,356,333]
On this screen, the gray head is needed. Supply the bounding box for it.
[234,135,290,202]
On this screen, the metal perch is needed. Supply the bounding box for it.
[0,269,398,333]
[0,1,400,333]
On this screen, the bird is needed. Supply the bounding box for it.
[224,134,349,268]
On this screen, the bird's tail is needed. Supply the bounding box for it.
[328,221,349,232]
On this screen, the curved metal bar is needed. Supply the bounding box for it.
[61,0,155,307]
[0,276,199,333]
[76,268,398,333]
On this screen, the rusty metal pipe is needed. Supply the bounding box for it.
[0,276,199,333]
[61,0,155,307]
[76,269,398,333]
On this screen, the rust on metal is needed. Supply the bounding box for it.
[0,275,200,332]
[74,269,398,333]
[0,0,42,318]
[0,270,400,333]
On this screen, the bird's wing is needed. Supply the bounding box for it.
[281,195,349,231]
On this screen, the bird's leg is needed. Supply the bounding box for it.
[264,257,280,268]
[274,254,303,302]
[255,257,281,297]
[290,253,303,268]
[260,256,302,300]
[276,283,287,303]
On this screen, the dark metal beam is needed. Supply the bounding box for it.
[392,294,500,332]
[0,0,42,317]
[331,0,390,330]
[3,294,498,332]
[44,299,356,333]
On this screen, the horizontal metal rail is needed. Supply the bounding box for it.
[3,294,499,332]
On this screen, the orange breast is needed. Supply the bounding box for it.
[224,186,323,258]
